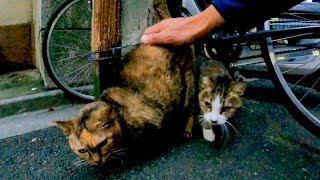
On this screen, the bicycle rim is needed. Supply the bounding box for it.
[262,9,320,137]
[42,0,94,101]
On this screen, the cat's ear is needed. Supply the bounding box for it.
[233,71,246,82]
[229,81,247,96]
[201,76,216,89]
[55,119,77,136]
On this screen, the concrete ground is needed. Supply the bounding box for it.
[0,80,319,179]
[0,69,79,118]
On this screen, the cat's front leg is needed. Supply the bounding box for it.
[201,121,215,142]
[183,115,194,138]
[203,128,215,142]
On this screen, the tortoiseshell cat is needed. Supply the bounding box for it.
[55,0,195,165]
[198,60,246,142]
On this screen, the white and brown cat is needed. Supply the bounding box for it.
[198,60,247,142]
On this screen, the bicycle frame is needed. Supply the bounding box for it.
[209,26,320,45]
[204,25,320,68]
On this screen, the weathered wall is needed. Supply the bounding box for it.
[0,24,31,64]
[0,0,33,69]
[121,0,154,45]
[0,0,33,26]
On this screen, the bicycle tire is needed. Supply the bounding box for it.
[42,0,94,102]
[261,3,320,137]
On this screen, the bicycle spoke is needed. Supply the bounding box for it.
[62,62,91,82]
[272,33,315,42]
[74,65,92,89]
[51,30,90,43]
[56,53,88,66]
[281,55,318,74]
[50,44,89,53]
[77,67,93,95]
[291,62,320,85]
[56,52,89,64]
[299,75,320,101]
[314,104,320,111]
[56,54,88,71]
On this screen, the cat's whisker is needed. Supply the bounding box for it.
[111,148,127,156]
[112,147,127,153]
[219,124,225,139]
[112,151,127,156]
[222,124,230,141]
[226,121,238,133]
[197,118,205,124]
[109,155,120,159]
[197,115,204,120]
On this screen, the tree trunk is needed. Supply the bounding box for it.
[91,0,121,98]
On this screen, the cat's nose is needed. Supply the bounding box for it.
[210,113,219,122]
[92,154,102,164]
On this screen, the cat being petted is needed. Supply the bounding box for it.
[55,0,195,165]
[198,60,246,142]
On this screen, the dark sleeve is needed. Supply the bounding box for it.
[212,0,303,31]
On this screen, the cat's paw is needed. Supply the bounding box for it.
[183,131,193,139]
[203,129,215,142]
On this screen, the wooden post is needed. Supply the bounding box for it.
[91,0,121,98]
[91,0,181,98]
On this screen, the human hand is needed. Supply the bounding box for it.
[140,17,201,46]
[140,5,225,46]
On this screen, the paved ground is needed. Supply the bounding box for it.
[0,69,80,118]
[0,104,84,139]
[1,91,319,179]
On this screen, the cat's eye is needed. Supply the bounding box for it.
[204,102,211,108]
[78,149,88,153]
[102,122,112,129]
[221,107,232,112]
[97,139,108,149]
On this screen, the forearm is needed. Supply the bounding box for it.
[212,0,303,31]
[188,4,225,40]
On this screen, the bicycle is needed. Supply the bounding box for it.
[42,0,320,138]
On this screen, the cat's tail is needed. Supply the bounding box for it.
[154,0,172,21]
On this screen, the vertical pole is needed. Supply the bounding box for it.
[91,0,121,98]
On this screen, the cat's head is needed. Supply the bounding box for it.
[55,101,123,165]
[198,70,247,125]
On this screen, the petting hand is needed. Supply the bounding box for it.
[140,17,200,46]
[140,5,225,46]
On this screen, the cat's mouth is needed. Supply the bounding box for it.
[204,112,228,125]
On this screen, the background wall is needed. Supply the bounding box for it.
[0,0,33,73]
[0,0,33,26]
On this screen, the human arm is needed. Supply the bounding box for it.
[212,0,303,32]
[140,4,225,46]
[141,0,304,46]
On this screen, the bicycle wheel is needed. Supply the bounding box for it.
[261,2,320,137]
[42,0,94,101]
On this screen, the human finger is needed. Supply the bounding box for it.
[140,32,169,45]
[142,20,168,35]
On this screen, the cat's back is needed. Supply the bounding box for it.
[120,45,194,107]
[122,45,177,75]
